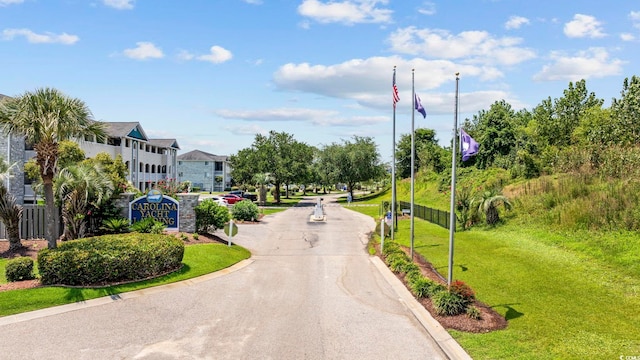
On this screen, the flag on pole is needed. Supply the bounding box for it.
[460,128,479,161]
[392,71,400,107]
[414,93,426,118]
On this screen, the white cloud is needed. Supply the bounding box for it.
[196,46,233,64]
[533,48,624,81]
[224,124,268,136]
[2,28,79,44]
[620,33,635,41]
[505,16,530,30]
[387,27,536,66]
[241,0,263,4]
[0,0,24,6]
[564,14,606,38]
[631,11,640,29]
[103,0,134,10]
[177,50,195,61]
[417,2,436,16]
[297,0,392,25]
[272,55,509,113]
[123,42,164,60]
[216,108,387,127]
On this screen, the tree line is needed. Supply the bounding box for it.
[396,76,640,181]
[229,131,386,204]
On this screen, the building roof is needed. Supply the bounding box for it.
[149,139,180,150]
[178,149,227,162]
[102,122,148,141]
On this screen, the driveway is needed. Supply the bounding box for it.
[0,196,446,359]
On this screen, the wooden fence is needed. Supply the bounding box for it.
[0,205,62,240]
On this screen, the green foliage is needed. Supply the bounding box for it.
[432,290,469,316]
[402,262,420,274]
[466,305,482,320]
[409,276,437,298]
[100,217,130,234]
[195,199,230,233]
[389,257,407,273]
[5,257,35,282]
[382,240,401,256]
[231,200,260,221]
[130,216,166,234]
[37,233,184,286]
[192,233,199,240]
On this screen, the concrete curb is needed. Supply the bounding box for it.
[370,256,473,360]
[0,259,255,327]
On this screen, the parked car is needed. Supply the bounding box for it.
[228,190,244,196]
[242,193,258,202]
[221,193,244,204]
[209,196,229,206]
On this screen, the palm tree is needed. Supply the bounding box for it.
[476,189,512,226]
[0,88,107,248]
[253,173,272,206]
[0,161,23,251]
[54,162,114,240]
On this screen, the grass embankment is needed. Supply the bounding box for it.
[0,243,250,317]
[349,176,640,359]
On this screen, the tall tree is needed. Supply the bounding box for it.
[395,128,443,178]
[332,136,385,199]
[473,100,517,169]
[611,75,640,145]
[0,88,107,248]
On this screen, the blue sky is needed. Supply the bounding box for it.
[1,0,639,162]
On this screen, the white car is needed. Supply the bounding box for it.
[200,196,229,206]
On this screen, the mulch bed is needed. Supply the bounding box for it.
[374,243,508,333]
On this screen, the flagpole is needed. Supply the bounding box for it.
[391,66,397,241]
[410,69,416,260]
[447,72,460,287]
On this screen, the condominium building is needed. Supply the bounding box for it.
[177,150,231,192]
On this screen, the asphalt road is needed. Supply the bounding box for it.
[0,196,445,360]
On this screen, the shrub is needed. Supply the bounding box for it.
[232,200,260,221]
[37,233,184,286]
[432,290,468,316]
[195,199,230,233]
[405,269,424,284]
[100,217,131,234]
[130,217,166,234]
[385,251,408,266]
[192,233,199,240]
[382,241,400,256]
[410,277,435,298]
[450,280,476,301]
[466,305,482,320]
[389,257,407,273]
[5,257,35,282]
[402,262,420,274]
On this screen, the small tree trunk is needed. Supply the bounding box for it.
[43,177,57,249]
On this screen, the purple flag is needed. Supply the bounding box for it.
[415,93,426,118]
[460,128,479,161]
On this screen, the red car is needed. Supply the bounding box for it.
[221,194,244,204]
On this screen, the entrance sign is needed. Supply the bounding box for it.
[129,191,180,231]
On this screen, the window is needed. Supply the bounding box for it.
[178,161,182,165]
[205,162,209,166]
[125,139,130,147]
[215,162,223,171]
[205,172,210,178]
[178,172,183,177]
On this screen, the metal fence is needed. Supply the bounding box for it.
[399,201,450,229]
[0,205,62,240]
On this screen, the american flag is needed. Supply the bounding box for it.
[392,70,400,107]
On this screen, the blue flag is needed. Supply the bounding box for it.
[460,128,479,161]
[415,93,426,118]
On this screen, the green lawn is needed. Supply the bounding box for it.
[0,243,250,317]
[348,208,640,359]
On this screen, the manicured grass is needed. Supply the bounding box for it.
[0,243,250,317]
[348,207,640,359]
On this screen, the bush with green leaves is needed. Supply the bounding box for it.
[130,216,166,234]
[389,257,407,273]
[384,251,408,266]
[432,290,469,316]
[37,233,184,286]
[405,268,424,284]
[382,241,401,256]
[5,257,35,282]
[100,217,131,234]
[402,262,420,274]
[466,305,482,320]
[195,199,230,233]
[231,200,260,221]
[409,276,435,298]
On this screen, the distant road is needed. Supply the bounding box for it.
[0,195,444,359]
